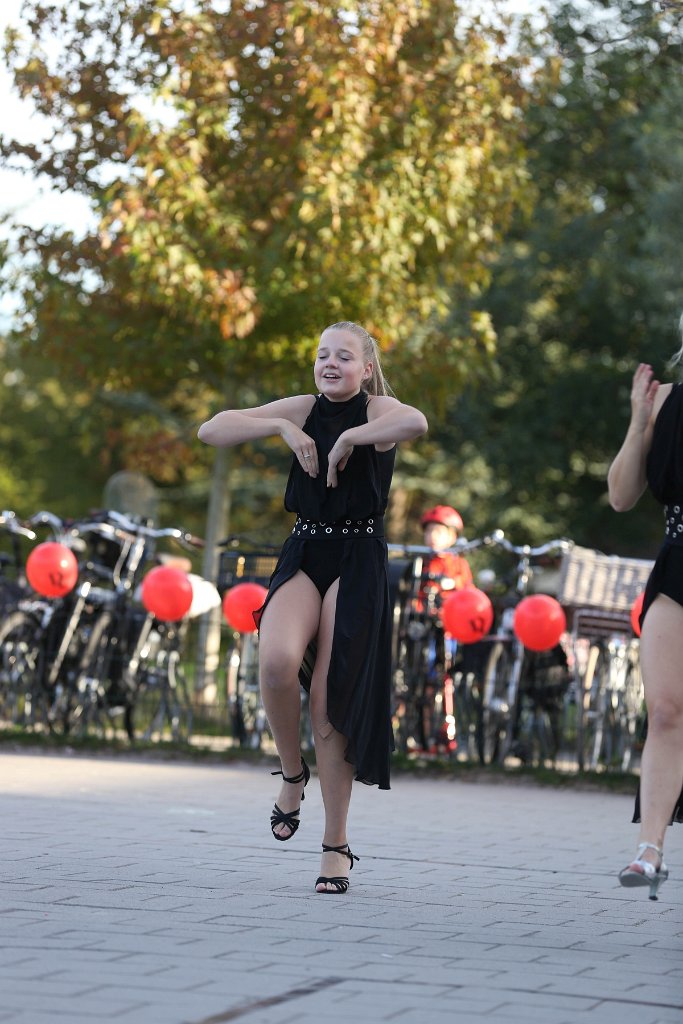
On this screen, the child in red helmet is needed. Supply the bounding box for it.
[420,505,473,599]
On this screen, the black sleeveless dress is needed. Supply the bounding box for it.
[633,381,683,824]
[258,391,396,790]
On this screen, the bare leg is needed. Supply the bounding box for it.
[258,572,321,838]
[629,593,683,870]
[309,580,356,891]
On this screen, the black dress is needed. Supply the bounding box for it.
[633,381,683,824]
[258,391,396,790]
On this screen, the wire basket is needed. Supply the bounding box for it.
[556,544,653,622]
[217,550,279,593]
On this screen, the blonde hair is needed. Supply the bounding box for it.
[668,311,683,370]
[323,321,394,397]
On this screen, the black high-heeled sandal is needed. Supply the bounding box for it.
[315,843,359,894]
[269,757,310,841]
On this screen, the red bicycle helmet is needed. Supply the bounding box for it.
[420,505,463,531]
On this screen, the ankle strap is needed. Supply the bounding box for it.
[322,842,359,864]
[271,765,305,785]
[637,842,663,857]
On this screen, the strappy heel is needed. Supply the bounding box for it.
[618,842,669,901]
[315,843,359,894]
[269,757,310,842]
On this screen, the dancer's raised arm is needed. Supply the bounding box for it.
[607,364,663,512]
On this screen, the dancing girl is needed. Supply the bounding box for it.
[199,322,428,893]
[608,352,683,900]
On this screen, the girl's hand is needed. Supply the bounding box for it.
[327,433,354,488]
[280,423,318,477]
[631,363,660,432]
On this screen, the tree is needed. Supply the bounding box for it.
[2,0,537,680]
[422,0,683,556]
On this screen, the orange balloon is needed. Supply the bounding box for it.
[513,594,566,651]
[26,542,79,598]
[141,566,193,621]
[630,591,645,637]
[440,586,494,644]
[222,582,268,633]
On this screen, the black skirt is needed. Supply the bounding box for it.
[257,525,394,791]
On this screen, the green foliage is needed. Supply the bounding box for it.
[0,0,536,538]
[417,0,683,555]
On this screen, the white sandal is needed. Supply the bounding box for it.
[618,842,669,901]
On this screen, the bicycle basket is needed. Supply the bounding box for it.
[217,550,279,593]
[556,545,653,615]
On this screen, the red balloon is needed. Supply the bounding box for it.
[630,591,645,637]
[141,566,193,621]
[26,542,79,598]
[222,582,268,633]
[440,586,494,644]
[513,594,566,651]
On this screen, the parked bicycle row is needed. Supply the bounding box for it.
[0,508,652,773]
[216,529,652,774]
[0,508,208,740]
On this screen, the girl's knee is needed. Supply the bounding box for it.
[260,652,301,693]
[647,697,683,735]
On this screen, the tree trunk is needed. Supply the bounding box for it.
[194,444,232,696]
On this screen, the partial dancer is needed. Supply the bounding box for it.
[199,322,427,893]
[607,351,683,900]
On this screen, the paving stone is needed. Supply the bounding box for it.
[1,751,681,1024]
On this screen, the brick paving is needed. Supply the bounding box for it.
[1,750,681,1024]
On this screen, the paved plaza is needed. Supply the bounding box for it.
[1,750,681,1024]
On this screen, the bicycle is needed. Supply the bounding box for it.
[217,540,279,750]
[217,537,315,753]
[0,509,203,740]
[67,509,204,741]
[476,530,573,768]
[388,536,490,758]
[556,544,652,773]
[0,511,38,724]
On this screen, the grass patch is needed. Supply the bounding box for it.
[0,725,638,793]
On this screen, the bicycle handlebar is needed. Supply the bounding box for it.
[102,510,204,549]
[27,508,204,551]
[486,529,572,558]
[0,511,36,541]
[387,535,491,557]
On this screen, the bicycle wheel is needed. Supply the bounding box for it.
[392,617,430,753]
[617,649,644,772]
[477,641,513,765]
[67,610,116,737]
[224,632,269,749]
[130,623,193,743]
[577,642,608,771]
[0,610,44,727]
[511,695,558,767]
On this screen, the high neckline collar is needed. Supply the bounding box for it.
[318,391,365,413]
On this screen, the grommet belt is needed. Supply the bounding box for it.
[664,504,683,545]
[291,515,384,539]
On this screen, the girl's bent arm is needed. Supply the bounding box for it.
[326,396,428,488]
[197,395,315,448]
[354,396,428,448]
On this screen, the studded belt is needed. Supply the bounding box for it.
[664,503,683,545]
[291,515,384,539]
